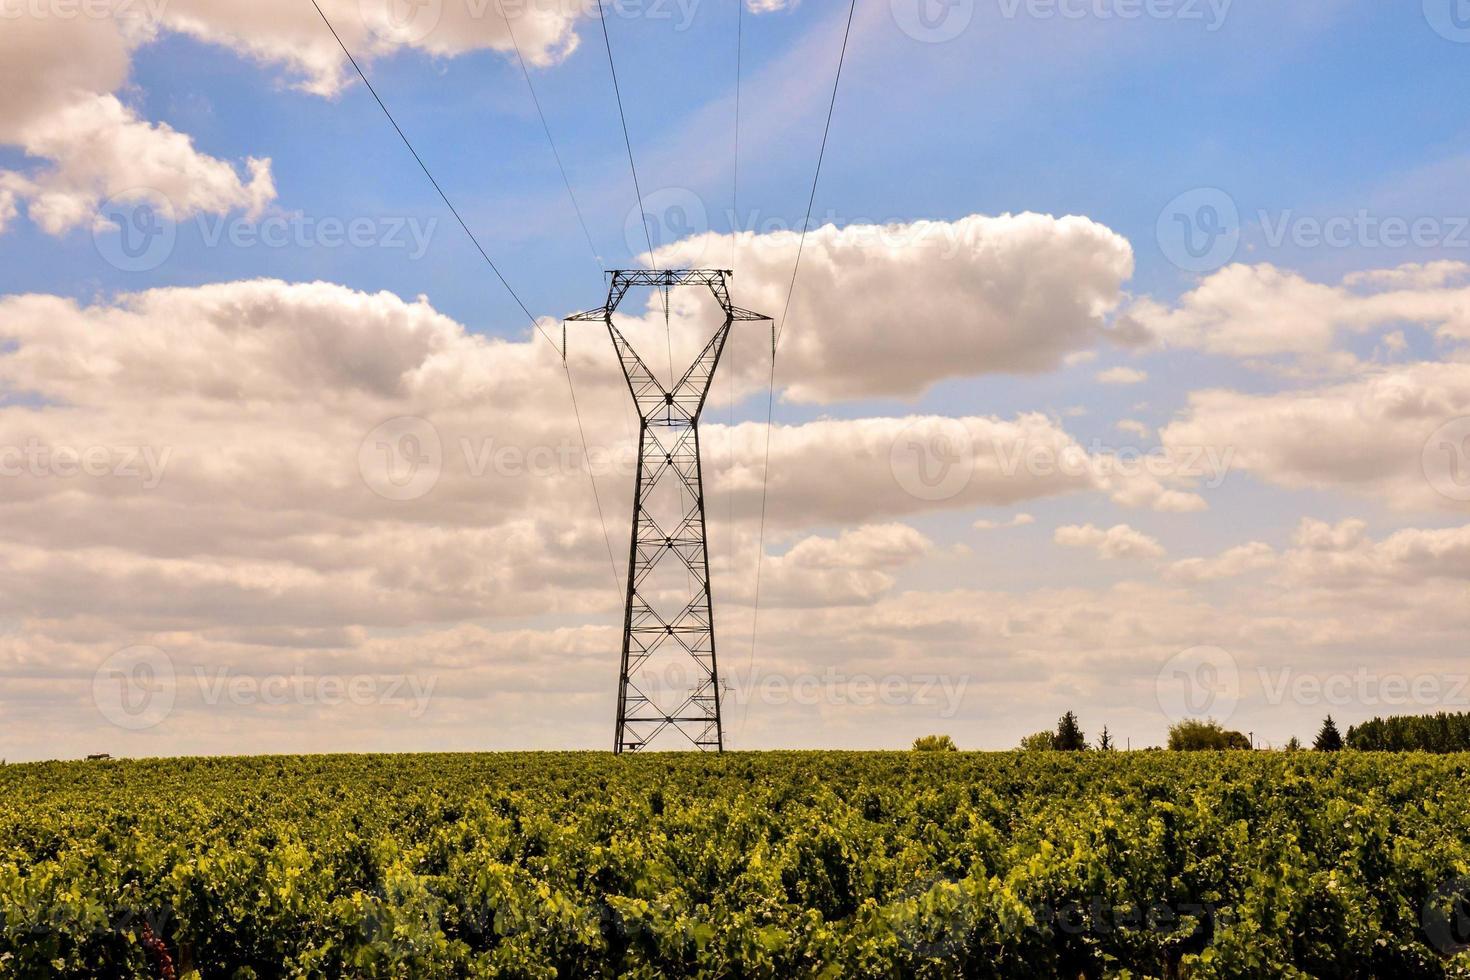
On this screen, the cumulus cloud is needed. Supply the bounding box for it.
[743,524,934,607]
[1097,366,1147,385]
[1160,361,1470,513]
[1053,523,1165,561]
[1127,261,1470,363]
[1166,541,1276,582]
[1278,518,1470,588]
[12,94,274,234]
[158,0,583,96]
[0,0,585,235]
[0,279,1204,639]
[648,213,1136,402]
[974,513,1034,530]
[0,276,1239,758]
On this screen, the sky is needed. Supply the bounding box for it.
[2,0,1470,759]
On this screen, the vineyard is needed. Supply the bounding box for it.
[4,751,1470,978]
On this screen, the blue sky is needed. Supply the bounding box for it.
[4,0,1470,757]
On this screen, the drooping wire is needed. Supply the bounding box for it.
[731,0,744,272]
[740,0,859,740]
[311,0,622,601]
[723,0,744,721]
[497,0,604,271]
[774,0,856,347]
[311,0,544,341]
[593,0,673,385]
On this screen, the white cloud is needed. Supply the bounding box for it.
[1279,518,1470,588]
[13,94,274,234]
[1166,541,1276,582]
[1127,261,1470,363]
[747,524,933,607]
[974,513,1034,530]
[1053,523,1165,560]
[0,0,586,236]
[1116,419,1151,439]
[649,213,1136,403]
[157,0,583,97]
[1097,366,1147,385]
[0,279,1202,637]
[1160,361,1470,513]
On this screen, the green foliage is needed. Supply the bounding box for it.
[1053,711,1087,751]
[1315,715,1344,752]
[1018,731,1055,752]
[1167,719,1251,751]
[1284,736,1303,752]
[1096,726,1114,751]
[1348,711,1470,752]
[911,734,957,752]
[4,751,1470,977]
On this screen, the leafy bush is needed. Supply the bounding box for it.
[911,734,958,752]
[1167,719,1251,750]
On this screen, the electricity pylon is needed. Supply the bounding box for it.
[567,269,770,753]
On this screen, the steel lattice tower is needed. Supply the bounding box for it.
[567,270,770,753]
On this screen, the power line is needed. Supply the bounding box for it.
[731,0,744,272]
[775,0,857,346]
[310,0,547,343]
[593,0,673,383]
[741,0,859,740]
[497,0,604,271]
[310,0,621,601]
[594,0,654,264]
[724,0,744,724]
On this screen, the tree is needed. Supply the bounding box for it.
[1284,736,1302,752]
[1314,715,1343,752]
[1168,718,1251,751]
[1096,726,1114,751]
[912,734,957,752]
[1054,711,1087,751]
[1019,731,1055,752]
[1347,711,1470,752]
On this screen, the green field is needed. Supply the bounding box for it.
[5,751,1470,978]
